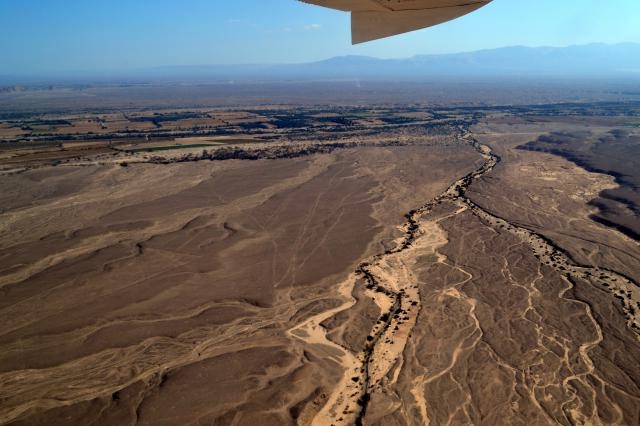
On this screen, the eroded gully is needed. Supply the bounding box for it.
[288,129,640,426]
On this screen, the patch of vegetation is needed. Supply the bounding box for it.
[127,143,217,153]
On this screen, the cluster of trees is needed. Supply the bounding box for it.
[149,142,362,164]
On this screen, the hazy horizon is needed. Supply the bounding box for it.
[9,41,640,73]
[2,42,640,86]
[2,0,640,75]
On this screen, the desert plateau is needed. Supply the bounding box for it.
[0,94,639,425]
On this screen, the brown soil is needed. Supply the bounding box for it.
[0,142,480,425]
[2,115,640,425]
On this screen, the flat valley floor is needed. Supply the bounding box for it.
[1,116,640,425]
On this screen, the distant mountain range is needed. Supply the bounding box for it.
[2,43,640,84]
[141,43,640,81]
[316,43,640,76]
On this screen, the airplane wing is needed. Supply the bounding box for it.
[300,0,492,44]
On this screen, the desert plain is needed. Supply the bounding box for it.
[0,96,639,425]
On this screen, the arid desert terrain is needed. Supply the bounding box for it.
[1,99,639,425]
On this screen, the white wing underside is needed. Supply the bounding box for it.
[300,0,491,44]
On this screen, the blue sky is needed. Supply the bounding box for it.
[1,0,640,74]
